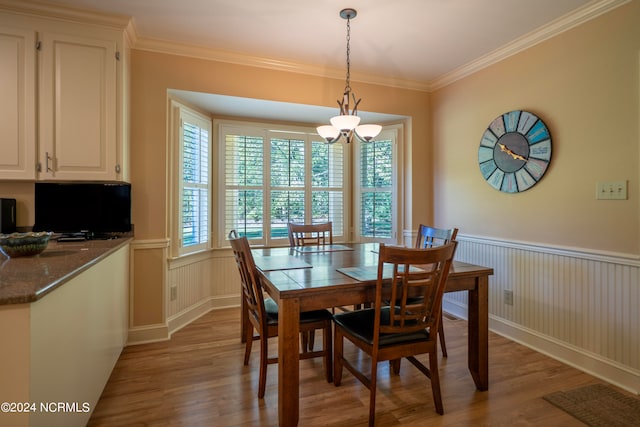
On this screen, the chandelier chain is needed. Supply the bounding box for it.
[344,16,351,94]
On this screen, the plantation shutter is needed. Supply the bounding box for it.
[180,113,210,252]
[359,135,395,240]
[270,136,305,239]
[224,133,265,241]
[311,140,344,236]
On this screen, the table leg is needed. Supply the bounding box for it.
[467,276,489,391]
[278,297,300,426]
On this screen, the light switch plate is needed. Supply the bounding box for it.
[596,181,627,200]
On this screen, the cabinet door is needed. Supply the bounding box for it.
[0,27,36,180]
[39,32,117,180]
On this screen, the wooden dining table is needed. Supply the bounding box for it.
[250,243,493,427]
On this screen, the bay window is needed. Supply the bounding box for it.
[217,120,400,247]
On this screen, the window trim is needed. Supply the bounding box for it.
[168,99,212,257]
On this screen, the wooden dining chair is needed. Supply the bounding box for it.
[228,230,333,398]
[288,221,337,349]
[333,242,458,425]
[288,221,333,246]
[415,225,458,357]
[288,221,357,334]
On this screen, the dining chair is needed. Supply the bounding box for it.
[415,225,458,357]
[333,242,458,425]
[288,221,333,246]
[288,221,337,349]
[288,221,357,338]
[228,230,333,398]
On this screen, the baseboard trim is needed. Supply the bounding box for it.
[167,295,238,336]
[127,323,170,345]
[442,299,640,395]
[128,295,239,346]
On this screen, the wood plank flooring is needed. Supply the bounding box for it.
[88,307,606,426]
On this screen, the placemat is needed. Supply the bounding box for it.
[293,244,354,253]
[337,265,423,281]
[253,255,312,271]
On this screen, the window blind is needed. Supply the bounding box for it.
[360,139,393,238]
[220,125,347,246]
[181,120,209,248]
[311,140,344,236]
[224,134,265,240]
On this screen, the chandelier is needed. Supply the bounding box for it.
[317,8,382,144]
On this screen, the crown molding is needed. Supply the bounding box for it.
[430,0,630,90]
[133,36,432,92]
[0,0,130,30]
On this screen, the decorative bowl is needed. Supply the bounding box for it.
[0,232,53,258]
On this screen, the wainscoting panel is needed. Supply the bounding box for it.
[445,235,640,393]
[166,249,240,334]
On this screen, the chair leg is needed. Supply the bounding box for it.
[258,333,268,399]
[323,322,333,383]
[390,358,401,374]
[301,331,309,352]
[368,359,378,426]
[308,330,316,351]
[439,312,447,357]
[428,351,444,414]
[333,326,343,386]
[243,324,253,365]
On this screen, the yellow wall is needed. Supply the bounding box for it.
[431,1,639,255]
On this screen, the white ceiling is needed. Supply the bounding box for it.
[28,0,623,121]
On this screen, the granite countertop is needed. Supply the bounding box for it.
[0,237,132,305]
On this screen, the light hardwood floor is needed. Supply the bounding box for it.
[88,307,602,426]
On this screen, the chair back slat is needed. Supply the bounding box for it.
[229,231,266,327]
[415,225,458,249]
[288,222,333,246]
[375,242,457,337]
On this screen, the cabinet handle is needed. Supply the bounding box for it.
[45,152,53,172]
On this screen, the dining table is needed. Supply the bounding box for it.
[249,242,493,427]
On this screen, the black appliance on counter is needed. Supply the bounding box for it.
[0,198,17,234]
[33,182,131,239]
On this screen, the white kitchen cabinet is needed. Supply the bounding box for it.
[38,31,119,180]
[0,4,129,182]
[0,26,36,180]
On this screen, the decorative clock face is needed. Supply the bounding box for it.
[478,110,552,193]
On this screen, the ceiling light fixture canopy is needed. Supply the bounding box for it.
[317,8,382,144]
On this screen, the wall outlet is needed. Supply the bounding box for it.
[503,289,513,306]
[170,286,178,301]
[596,181,627,200]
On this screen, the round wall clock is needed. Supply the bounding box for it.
[478,110,552,193]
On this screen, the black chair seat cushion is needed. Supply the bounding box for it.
[333,307,430,346]
[264,298,333,325]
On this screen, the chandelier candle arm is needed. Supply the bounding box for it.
[316,8,382,144]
